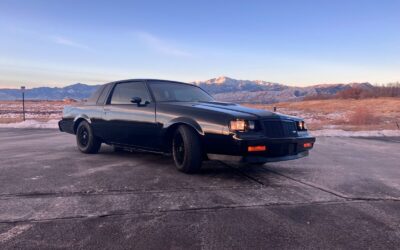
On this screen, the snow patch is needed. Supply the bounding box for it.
[311,129,400,137]
[0,119,59,129]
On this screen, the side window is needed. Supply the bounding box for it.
[110,82,151,105]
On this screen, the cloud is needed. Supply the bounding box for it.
[50,36,93,51]
[1,25,93,52]
[135,31,192,57]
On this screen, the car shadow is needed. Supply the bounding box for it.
[98,145,275,184]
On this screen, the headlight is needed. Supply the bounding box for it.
[230,120,257,132]
[296,121,307,131]
[230,120,246,131]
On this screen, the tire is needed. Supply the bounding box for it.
[251,162,267,166]
[113,146,125,152]
[76,120,101,154]
[172,125,203,173]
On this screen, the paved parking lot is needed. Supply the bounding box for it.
[0,128,399,249]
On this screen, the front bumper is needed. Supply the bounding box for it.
[207,135,316,163]
[208,151,309,163]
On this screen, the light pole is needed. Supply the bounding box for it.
[21,86,26,121]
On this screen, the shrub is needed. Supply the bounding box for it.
[347,107,380,125]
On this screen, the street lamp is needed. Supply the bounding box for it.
[21,86,26,121]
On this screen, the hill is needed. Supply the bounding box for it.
[0,83,99,100]
[0,77,375,102]
[193,76,373,103]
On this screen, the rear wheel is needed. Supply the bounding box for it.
[76,120,101,154]
[172,125,202,173]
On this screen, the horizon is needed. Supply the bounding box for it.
[1,0,399,88]
[0,75,393,90]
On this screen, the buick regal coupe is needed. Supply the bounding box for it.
[59,79,316,173]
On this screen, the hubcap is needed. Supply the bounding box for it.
[173,134,185,165]
[78,127,89,147]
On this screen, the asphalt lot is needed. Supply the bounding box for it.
[0,128,399,249]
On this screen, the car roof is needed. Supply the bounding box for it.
[106,79,194,86]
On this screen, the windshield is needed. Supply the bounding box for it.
[149,81,214,102]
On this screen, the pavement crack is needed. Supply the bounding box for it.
[262,167,400,202]
[0,185,262,200]
[217,162,400,203]
[1,199,399,225]
[218,161,265,185]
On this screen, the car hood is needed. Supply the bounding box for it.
[170,101,282,119]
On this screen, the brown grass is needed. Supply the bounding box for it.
[245,97,400,131]
[347,107,380,125]
[0,100,66,123]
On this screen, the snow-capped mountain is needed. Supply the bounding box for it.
[193,76,373,103]
[193,76,287,94]
[0,77,373,103]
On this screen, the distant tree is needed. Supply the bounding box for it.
[335,83,400,99]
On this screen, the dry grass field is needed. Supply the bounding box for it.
[245,98,400,131]
[1,98,400,131]
[0,100,68,123]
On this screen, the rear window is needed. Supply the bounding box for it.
[97,84,112,105]
[86,85,104,104]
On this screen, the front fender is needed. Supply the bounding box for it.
[164,117,204,136]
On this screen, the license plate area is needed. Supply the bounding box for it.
[267,143,297,157]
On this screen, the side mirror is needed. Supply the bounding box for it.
[130,97,142,105]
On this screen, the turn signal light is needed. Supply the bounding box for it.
[303,142,313,148]
[248,145,267,152]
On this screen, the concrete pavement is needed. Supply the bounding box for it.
[0,128,399,249]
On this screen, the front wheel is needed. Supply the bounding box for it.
[172,125,203,173]
[76,120,101,154]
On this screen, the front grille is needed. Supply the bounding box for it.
[263,120,297,138]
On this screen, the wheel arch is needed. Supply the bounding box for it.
[163,118,204,152]
[73,115,92,134]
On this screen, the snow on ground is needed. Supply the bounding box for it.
[0,119,59,129]
[311,129,400,137]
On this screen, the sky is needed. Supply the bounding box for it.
[0,0,399,88]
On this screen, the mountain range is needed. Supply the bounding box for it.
[195,76,373,103]
[0,76,373,103]
[0,83,99,101]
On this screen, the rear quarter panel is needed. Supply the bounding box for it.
[62,104,104,134]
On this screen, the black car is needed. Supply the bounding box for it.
[59,79,316,173]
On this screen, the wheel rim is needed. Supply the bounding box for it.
[78,127,89,147]
[173,133,185,165]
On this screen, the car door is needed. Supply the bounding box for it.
[91,83,113,140]
[103,81,157,149]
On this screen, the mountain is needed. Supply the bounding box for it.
[0,83,100,100]
[0,77,373,103]
[193,76,373,103]
[193,76,288,94]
